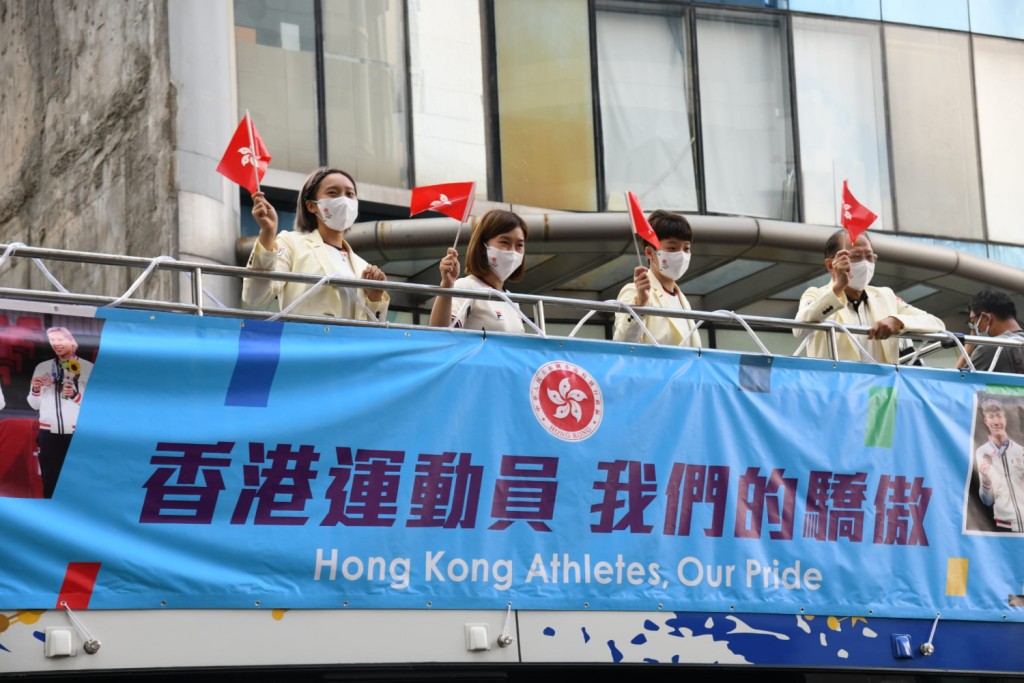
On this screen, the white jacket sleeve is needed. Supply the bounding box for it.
[794,286,846,339]
[241,237,290,311]
[613,283,644,343]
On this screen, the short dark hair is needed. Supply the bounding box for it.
[969,288,1017,321]
[824,229,871,259]
[648,210,692,242]
[295,167,358,233]
[981,399,1005,417]
[466,209,529,283]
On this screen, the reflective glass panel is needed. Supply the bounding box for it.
[322,0,408,187]
[696,10,796,220]
[494,0,597,210]
[792,17,892,230]
[885,26,983,238]
[596,5,698,212]
[973,36,1024,244]
[969,0,1024,40]
[788,0,880,21]
[408,0,488,194]
[233,0,319,173]
[882,0,969,31]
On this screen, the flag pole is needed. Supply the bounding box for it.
[633,235,644,269]
[245,109,261,193]
[452,223,463,250]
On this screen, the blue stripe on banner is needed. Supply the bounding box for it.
[225,320,284,407]
[738,355,772,393]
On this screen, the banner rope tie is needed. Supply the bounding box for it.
[60,601,101,654]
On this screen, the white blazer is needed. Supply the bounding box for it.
[613,270,702,347]
[242,230,389,321]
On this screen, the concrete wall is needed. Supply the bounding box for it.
[0,0,179,301]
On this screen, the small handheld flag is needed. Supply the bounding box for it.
[840,180,877,244]
[217,112,271,195]
[411,181,477,247]
[410,182,476,222]
[626,191,660,268]
[626,191,660,251]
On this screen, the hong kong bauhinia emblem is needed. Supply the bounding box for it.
[530,361,603,442]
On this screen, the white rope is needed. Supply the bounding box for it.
[32,259,69,293]
[679,319,704,348]
[612,300,661,347]
[567,309,600,339]
[794,321,877,363]
[60,601,101,653]
[712,309,772,356]
[0,241,24,268]
[497,603,515,647]
[478,289,544,337]
[268,273,332,321]
[0,242,69,293]
[926,613,939,645]
[200,287,227,309]
[828,320,877,363]
[107,255,176,308]
[944,331,975,372]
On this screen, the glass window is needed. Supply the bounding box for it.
[322,0,408,188]
[493,0,597,211]
[969,0,1024,40]
[792,17,892,231]
[973,36,1024,244]
[882,0,969,31]
[696,9,796,220]
[233,0,319,173]
[698,0,789,8]
[885,26,983,238]
[408,0,489,195]
[596,5,698,212]
[788,0,880,21]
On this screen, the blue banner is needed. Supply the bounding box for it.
[1,306,1022,621]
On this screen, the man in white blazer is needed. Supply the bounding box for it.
[614,210,701,348]
[795,229,943,363]
[242,167,389,321]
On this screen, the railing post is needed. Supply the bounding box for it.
[193,266,204,317]
[827,327,839,362]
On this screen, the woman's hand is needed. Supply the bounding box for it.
[252,191,279,252]
[439,247,460,288]
[633,265,651,307]
[361,264,387,303]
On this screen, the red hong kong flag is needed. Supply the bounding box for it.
[626,191,660,250]
[216,113,271,195]
[841,179,877,244]
[410,181,477,222]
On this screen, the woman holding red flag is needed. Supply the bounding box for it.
[429,209,528,333]
[242,167,390,321]
[613,209,702,348]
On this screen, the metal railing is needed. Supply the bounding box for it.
[0,241,1017,370]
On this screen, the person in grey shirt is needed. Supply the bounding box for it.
[962,289,1024,374]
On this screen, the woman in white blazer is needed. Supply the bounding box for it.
[613,210,701,348]
[242,167,389,321]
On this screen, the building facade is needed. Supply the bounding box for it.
[3,0,1024,351]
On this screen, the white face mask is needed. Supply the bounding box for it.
[968,314,991,337]
[317,196,358,232]
[656,250,691,281]
[848,260,874,291]
[485,245,524,282]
